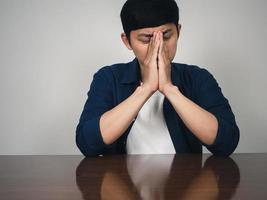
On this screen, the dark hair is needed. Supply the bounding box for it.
[120,0,179,43]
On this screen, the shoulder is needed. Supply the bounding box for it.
[93,61,130,80]
[172,62,213,77]
[172,61,217,85]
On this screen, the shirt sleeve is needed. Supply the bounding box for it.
[195,68,240,157]
[75,67,115,157]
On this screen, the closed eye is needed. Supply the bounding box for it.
[139,36,152,43]
[163,32,172,40]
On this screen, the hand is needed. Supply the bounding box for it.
[139,31,161,94]
[157,31,175,95]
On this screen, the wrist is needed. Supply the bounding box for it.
[137,84,155,97]
[162,84,179,96]
[140,83,156,95]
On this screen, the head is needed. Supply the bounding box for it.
[120,0,181,64]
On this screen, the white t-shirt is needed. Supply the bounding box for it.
[126,84,176,154]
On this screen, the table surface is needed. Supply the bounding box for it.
[0,153,266,200]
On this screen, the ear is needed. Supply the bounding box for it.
[176,23,182,39]
[121,33,133,50]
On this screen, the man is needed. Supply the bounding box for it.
[76,0,239,157]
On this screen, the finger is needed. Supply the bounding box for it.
[163,43,169,61]
[158,32,165,65]
[152,32,160,60]
[158,32,163,57]
[145,32,156,63]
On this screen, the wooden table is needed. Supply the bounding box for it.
[0,154,266,199]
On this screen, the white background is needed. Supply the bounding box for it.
[0,0,266,155]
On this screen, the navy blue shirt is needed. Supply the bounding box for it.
[76,58,239,157]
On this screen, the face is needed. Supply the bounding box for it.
[121,23,181,64]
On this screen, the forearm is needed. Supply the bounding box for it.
[163,85,218,145]
[100,85,153,145]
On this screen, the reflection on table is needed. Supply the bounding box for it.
[76,154,240,200]
[1,154,267,199]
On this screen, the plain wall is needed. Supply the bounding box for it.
[0,0,266,155]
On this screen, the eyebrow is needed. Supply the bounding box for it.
[138,28,173,38]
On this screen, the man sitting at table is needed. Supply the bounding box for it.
[76,0,240,157]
